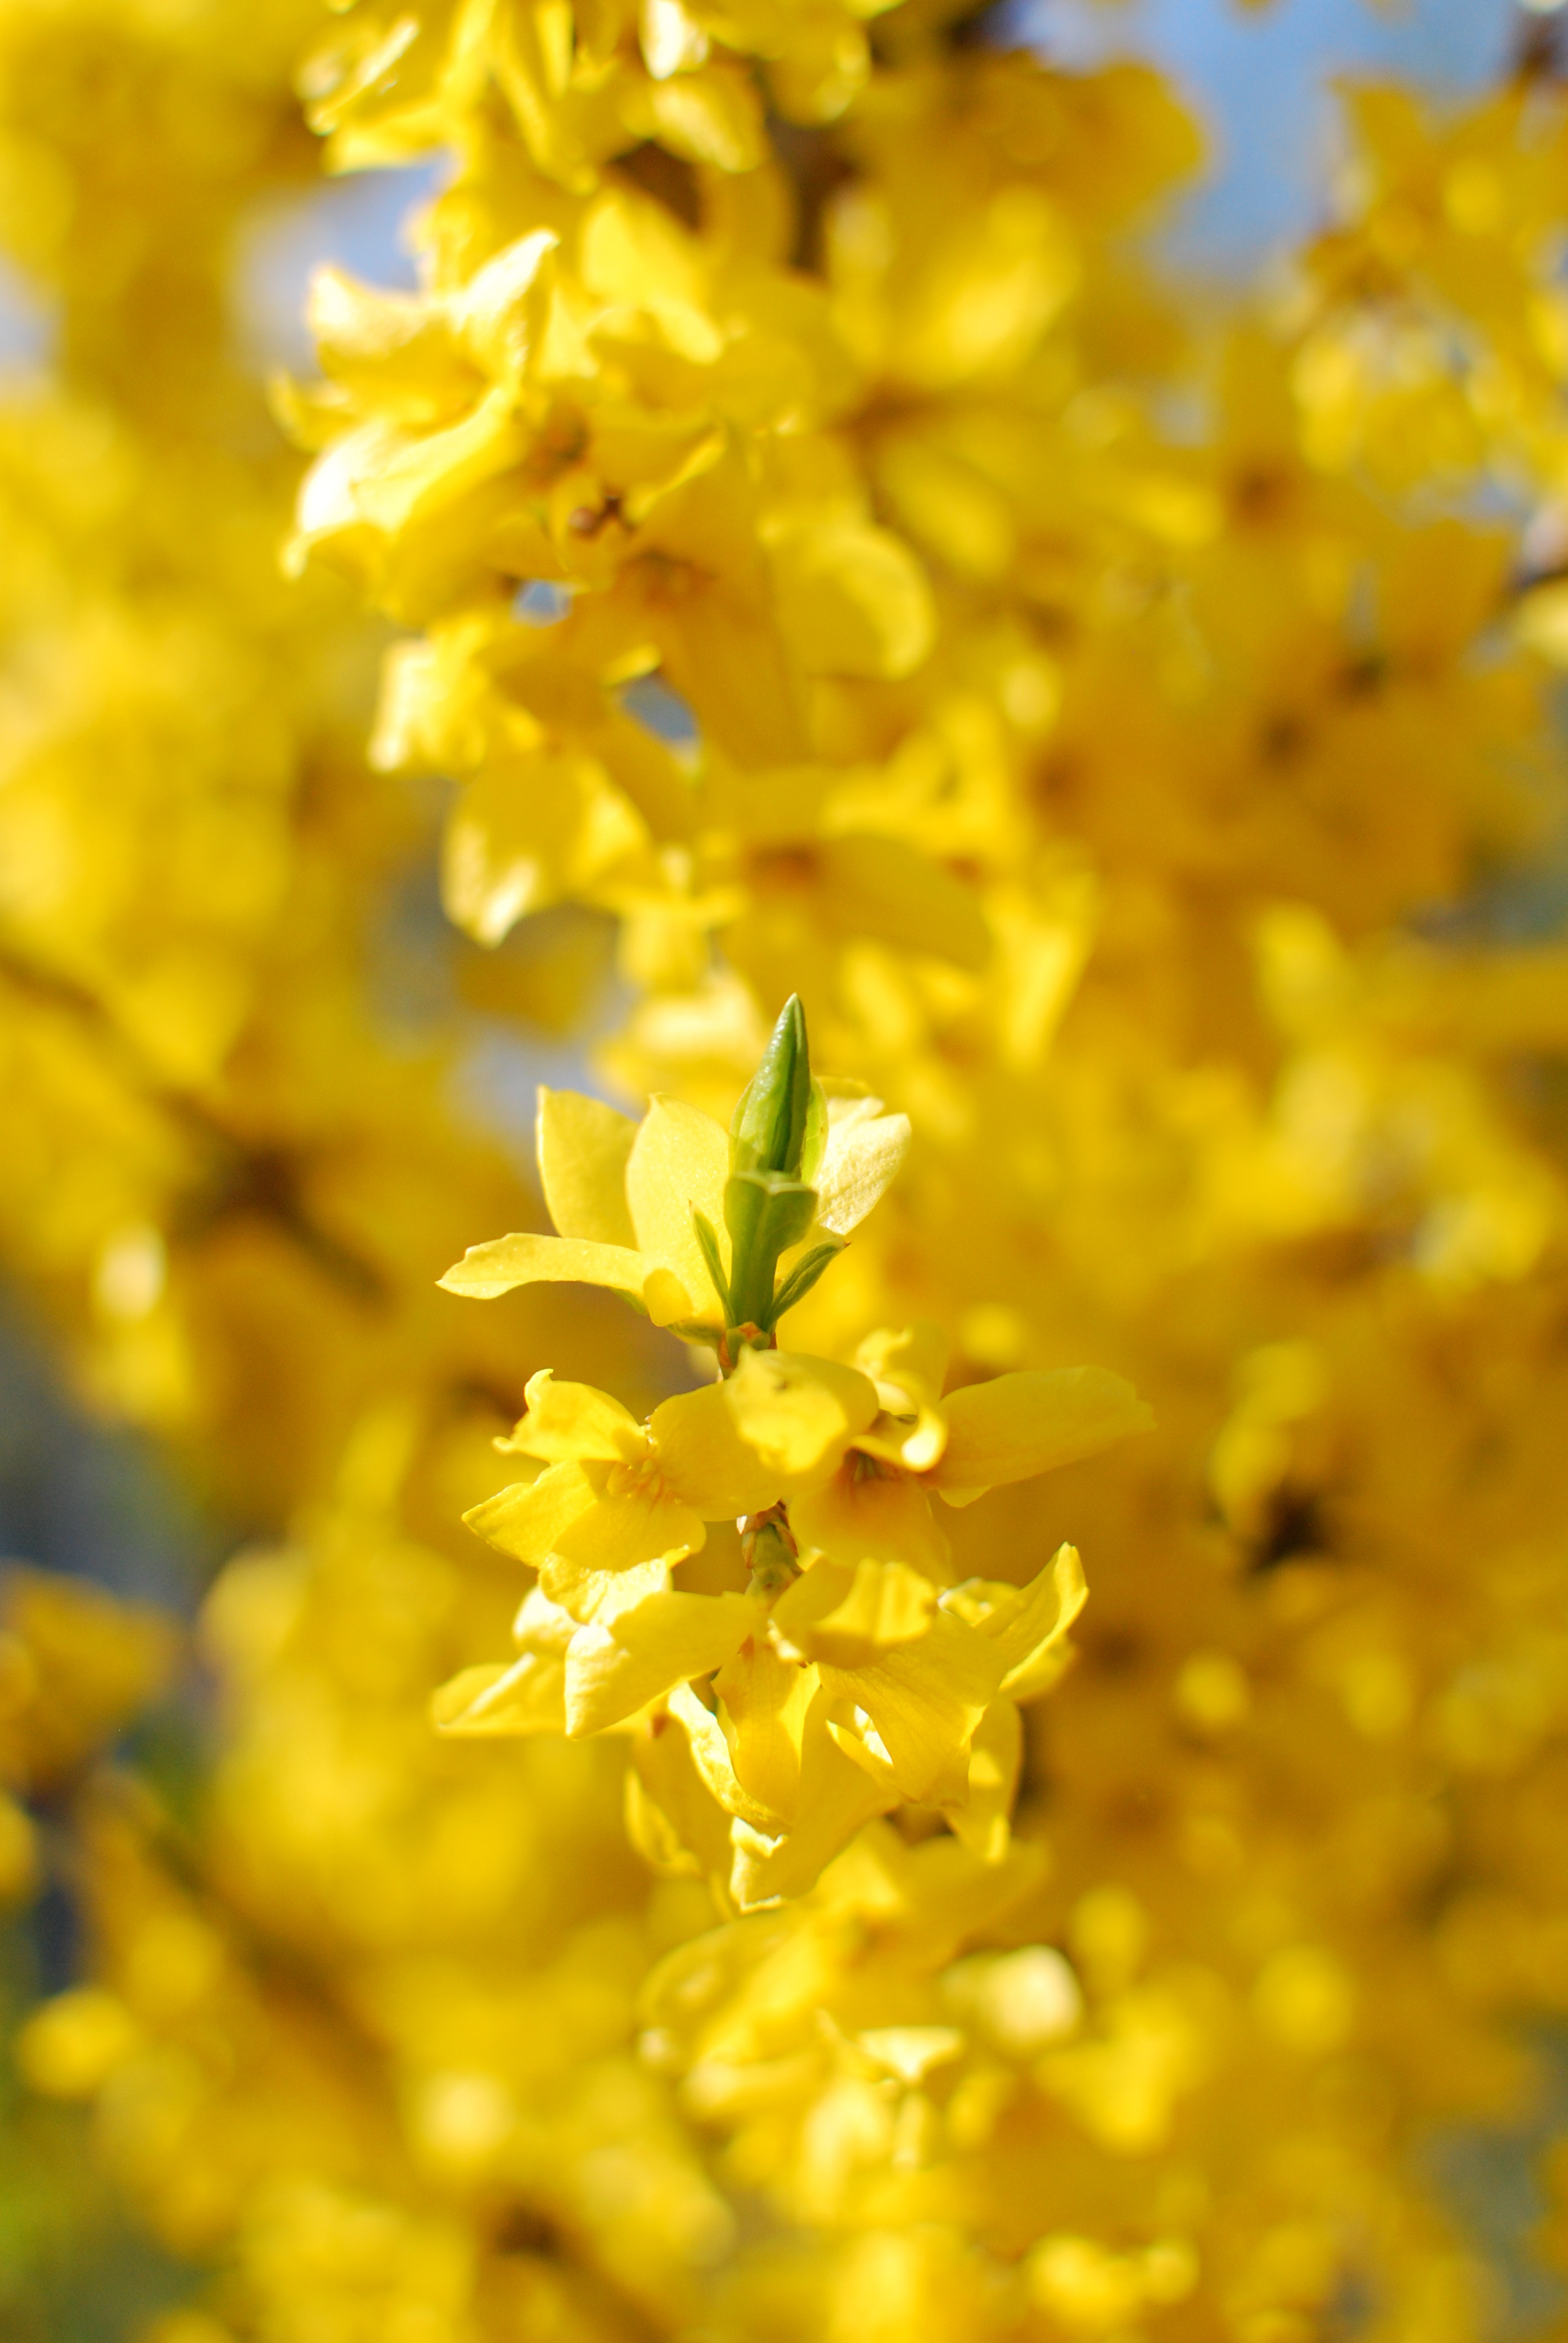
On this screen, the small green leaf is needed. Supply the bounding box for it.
[765,1239,845,1328]
[691,1207,731,1319]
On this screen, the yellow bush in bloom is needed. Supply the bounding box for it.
[8,3,1568,2342]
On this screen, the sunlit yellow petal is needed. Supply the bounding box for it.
[463,1462,598,1563]
[769,518,934,681]
[812,1096,913,1236]
[643,1265,701,1326]
[539,1553,672,1628]
[712,1640,816,1826]
[932,1368,1152,1506]
[947,1697,1021,1863]
[552,1476,706,1573]
[727,1690,895,1909]
[820,1609,1005,1806]
[535,1087,638,1247]
[854,1407,949,1473]
[944,1544,1088,1698]
[854,1322,950,1416]
[724,1347,878,1478]
[667,1679,783,1835]
[499,1368,647,1463]
[624,1096,731,1322]
[650,1381,785,1518]
[564,1588,758,1736]
[437,1230,647,1300]
[627,1717,734,1884]
[769,1556,936,1668]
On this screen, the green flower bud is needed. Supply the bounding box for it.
[724,996,831,1333]
[730,995,822,1181]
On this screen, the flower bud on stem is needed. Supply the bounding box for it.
[740,1502,799,1596]
[720,995,829,1337]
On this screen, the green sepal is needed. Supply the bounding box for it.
[690,1207,731,1320]
[763,1239,845,1329]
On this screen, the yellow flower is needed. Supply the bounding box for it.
[462,1366,790,1612]
[745,1321,1148,1556]
[439,1076,909,1332]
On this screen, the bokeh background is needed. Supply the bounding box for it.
[4,1,1567,2336]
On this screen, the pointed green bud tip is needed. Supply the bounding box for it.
[730,994,814,1181]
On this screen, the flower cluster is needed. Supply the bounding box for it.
[435,998,1145,1905]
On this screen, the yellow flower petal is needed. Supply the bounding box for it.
[769,517,935,681]
[812,1094,913,1237]
[822,834,990,973]
[790,1461,953,1581]
[627,1715,734,1884]
[500,1368,647,1463]
[857,2027,965,2085]
[820,1609,1005,1807]
[770,1558,937,1669]
[564,1588,758,1736]
[948,1698,1021,1864]
[650,1381,785,1518]
[667,1680,783,1835]
[727,1691,895,1910]
[437,1230,647,1300]
[552,1474,706,1574]
[432,1598,574,1737]
[624,1096,731,1325]
[535,1088,638,1248]
[430,1655,566,1736]
[854,1322,950,1416]
[932,1368,1152,1506]
[711,1640,816,1827]
[539,1553,671,1628]
[646,60,765,172]
[640,0,709,80]
[513,1586,578,1655]
[579,187,720,362]
[854,1408,949,1473]
[463,1462,598,1563]
[448,229,558,379]
[945,1544,1088,1699]
[724,1348,879,1479]
[443,752,645,945]
[309,266,474,415]
[642,1265,701,1326]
